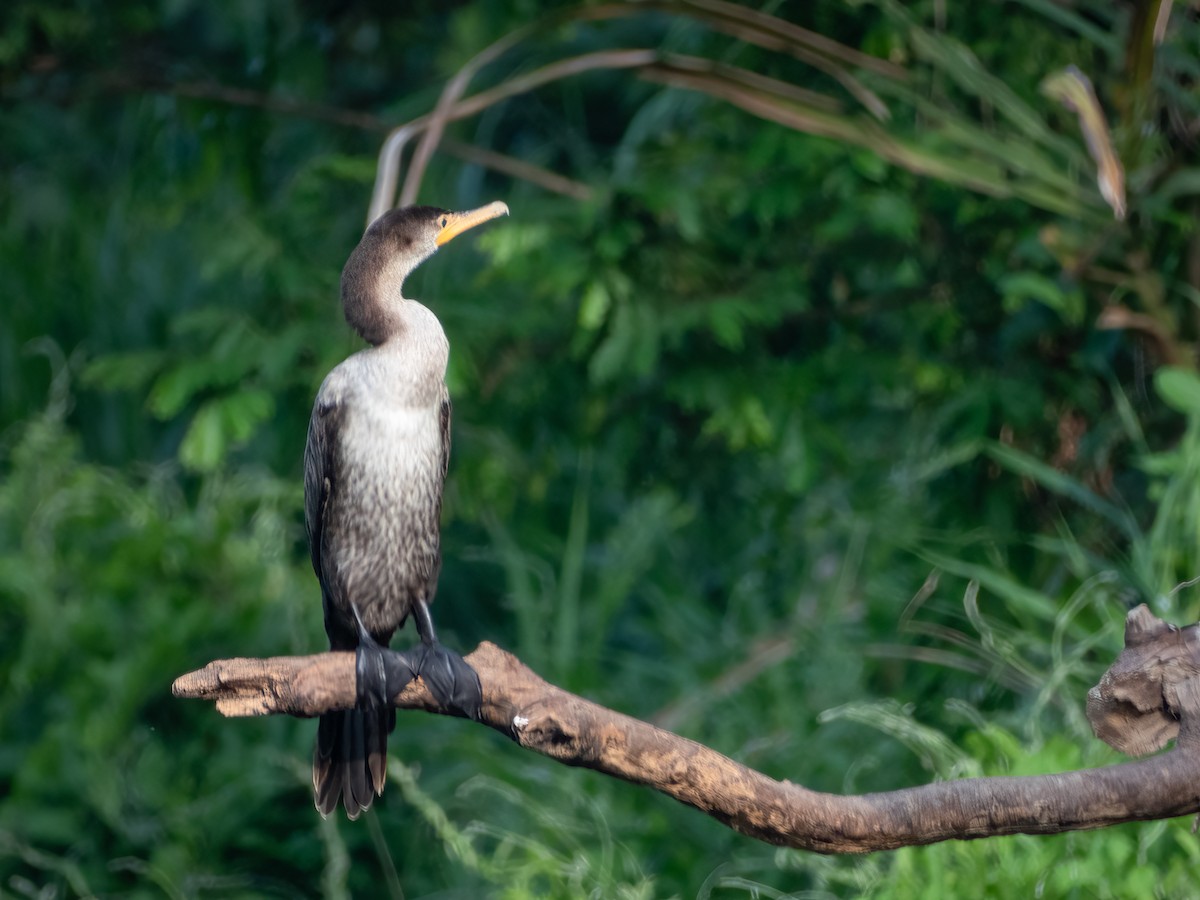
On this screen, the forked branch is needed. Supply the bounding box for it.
[174,605,1200,853]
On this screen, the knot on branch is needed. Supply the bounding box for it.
[1087,604,1200,756]
[516,708,583,752]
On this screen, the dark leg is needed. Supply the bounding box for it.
[412,597,439,645]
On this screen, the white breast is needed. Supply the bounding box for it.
[315,330,449,636]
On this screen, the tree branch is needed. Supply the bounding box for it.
[99,75,594,204]
[174,605,1200,853]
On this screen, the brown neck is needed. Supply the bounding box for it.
[341,236,431,346]
[343,286,401,346]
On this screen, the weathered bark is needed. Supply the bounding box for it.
[1086,604,1200,755]
[174,604,1200,853]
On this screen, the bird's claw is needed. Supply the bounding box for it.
[404,642,482,720]
[354,637,395,709]
[352,624,480,719]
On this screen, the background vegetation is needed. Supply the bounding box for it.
[3,0,1200,896]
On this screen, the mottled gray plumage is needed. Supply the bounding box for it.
[305,278,451,648]
[304,202,506,819]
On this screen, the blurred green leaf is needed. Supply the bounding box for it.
[985,441,1139,541]
[999,272,1085,325]
[178,389,274,472]
[147,361,222,420]
[578,280,611,332]
[1155,367,1200,417]
[80,351,165,392]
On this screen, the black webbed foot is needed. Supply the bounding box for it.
[406,641,483,720]
[361,642,480,718]
[353,611,416,710]
[404,598,483,719]
[354,630,406,709]
[353,601,482,719]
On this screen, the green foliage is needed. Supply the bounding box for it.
[4,0,1200,897]
[0,381,321,896]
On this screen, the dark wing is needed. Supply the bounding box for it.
[439,384,452,482]
[305,394,358,649]
[303,396,339,588]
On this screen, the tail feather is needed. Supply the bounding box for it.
[313,708,392,819]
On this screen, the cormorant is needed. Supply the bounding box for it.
[305,201,507,818]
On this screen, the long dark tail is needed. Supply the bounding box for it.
[313,707,393,819]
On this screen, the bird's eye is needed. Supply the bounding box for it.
[440,217,448,228]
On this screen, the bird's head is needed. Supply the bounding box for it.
[341,201,509,345]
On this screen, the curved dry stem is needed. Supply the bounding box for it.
[400,24,535,208]
[368,49,659,223]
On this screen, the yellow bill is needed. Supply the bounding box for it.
[435,201,510,246]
